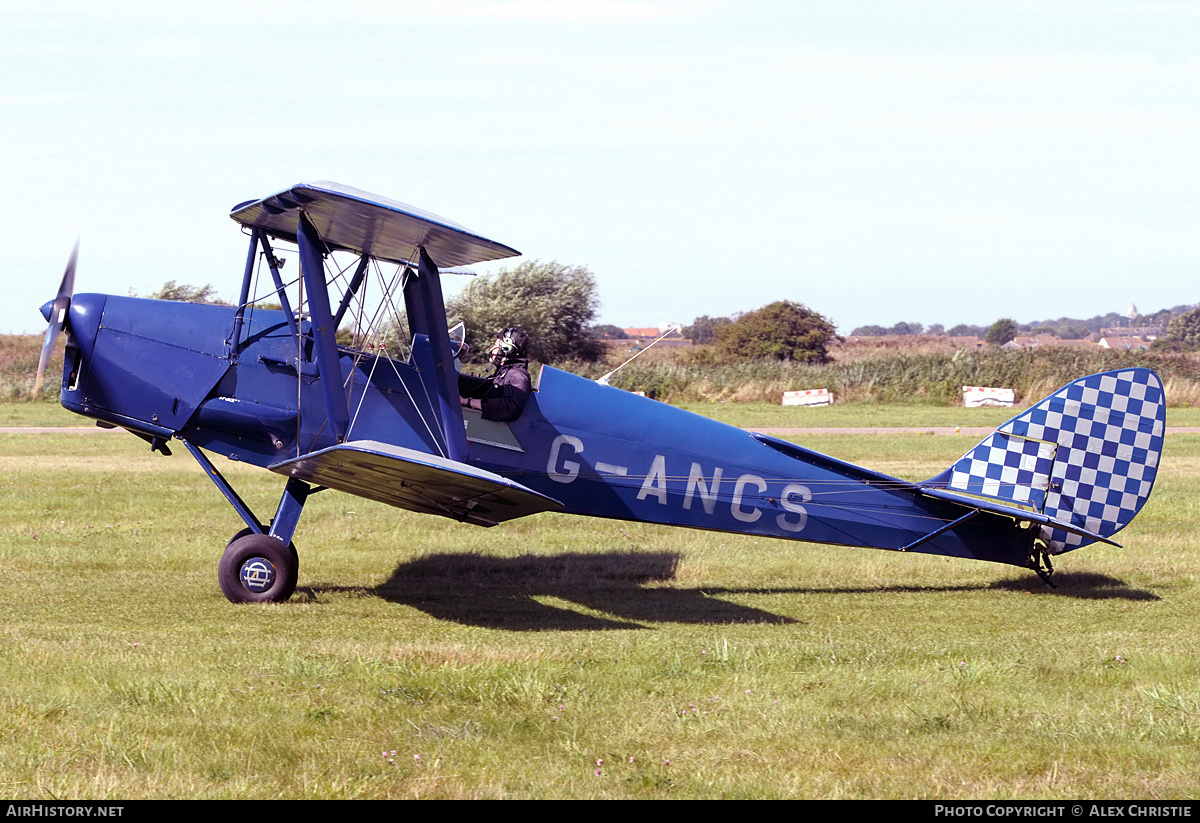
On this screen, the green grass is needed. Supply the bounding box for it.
[677,401,1020,429]
[676,401,1200,430]
[0,429,1198,798]
[0,402,90,427]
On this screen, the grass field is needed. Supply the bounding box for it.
[681,401,1200,430]
[1,422,1198,799]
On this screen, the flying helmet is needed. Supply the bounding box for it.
[493,327,529,361]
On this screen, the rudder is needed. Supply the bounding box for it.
[926,368,1165,553]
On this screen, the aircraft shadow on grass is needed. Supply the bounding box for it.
[357,550,796,630]
[300,553,1157,631]
[720,572,1158,602]
[988,571,1160,601]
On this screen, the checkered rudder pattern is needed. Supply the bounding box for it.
[937,368,1164,553]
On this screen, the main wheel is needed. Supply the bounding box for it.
[218,533,298,604]
[227,527,299,570]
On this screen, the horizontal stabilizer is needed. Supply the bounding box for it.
[919,487,1120,547]
[925,368,1165,553]
[752,432,918,489]
[269,441,561,527]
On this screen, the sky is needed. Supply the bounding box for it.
[4,0,1200,337]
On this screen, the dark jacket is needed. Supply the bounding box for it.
[459,359,532,422]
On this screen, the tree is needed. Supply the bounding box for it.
[849,324,889,336]
[714,301,836,363]
[683,314,732,344]
[1161,307,1200,350]
[588,324,628,340]
[446,260,602,363]
[947,323,986,337]
[849,321,934,336]
[143,281,228,305]
[984,318,1017,346]
[1145,308,1174,328]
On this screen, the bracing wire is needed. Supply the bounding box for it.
[330,254,445,456]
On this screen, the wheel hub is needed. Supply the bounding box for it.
[239,557,276,592]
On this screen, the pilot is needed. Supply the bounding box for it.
[458,327,532,423]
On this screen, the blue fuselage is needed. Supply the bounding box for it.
[58,294,1033,568]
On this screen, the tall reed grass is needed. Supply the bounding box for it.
[0,334,60,402]
[564,346,1200,406]
[7,331,1200,408]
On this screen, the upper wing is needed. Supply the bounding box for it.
[230,181,520,268]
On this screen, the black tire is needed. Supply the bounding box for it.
[218,533,298,604]
[227,527,300,574]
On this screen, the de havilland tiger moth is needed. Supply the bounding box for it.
[33,181,1165,603]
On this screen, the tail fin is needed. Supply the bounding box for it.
[925,368,1165,553]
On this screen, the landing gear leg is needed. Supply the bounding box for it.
[185,442,316,604]
[216,477,312,604]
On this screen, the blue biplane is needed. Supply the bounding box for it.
[36,182,1165,602]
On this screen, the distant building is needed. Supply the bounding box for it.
[617,326,692,349]
[1002,336,1099,350]
[622,323,683,337]
[1002,335,1056,350]
[1047,338,1101,349]
[1099,335,1150,352]
[1100,326,1162,340]
[622,327,666,339]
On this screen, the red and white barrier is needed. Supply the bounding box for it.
[782,388,831,407]
[962,386,1014,407]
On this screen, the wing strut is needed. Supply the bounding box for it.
[333,254,370,330]
[297,211,350,443]
[229,228,258,357]
[401,247,468,462]
[258,233,298,334]
[230,229,300,357]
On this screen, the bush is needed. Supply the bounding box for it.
[714,301,836,363]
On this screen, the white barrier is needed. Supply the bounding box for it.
[782,388,831,407]
[962,386,1014,407]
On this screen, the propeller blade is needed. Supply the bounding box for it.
[31,241,78,401]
